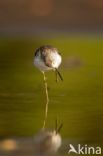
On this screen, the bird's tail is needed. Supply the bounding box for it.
[55,68,63,82]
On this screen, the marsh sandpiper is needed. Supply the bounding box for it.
[34,45,63,128]
[34,45,63,81]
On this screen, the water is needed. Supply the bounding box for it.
[0,36,103,155]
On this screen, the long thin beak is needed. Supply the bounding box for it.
[55,118,58,133]
[55,118,63,134]
[55,68,63,81]
[55,70,58,82]
[56,123,63,133]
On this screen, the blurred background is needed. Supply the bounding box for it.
[0,0,103,156]
[0,0,103,34]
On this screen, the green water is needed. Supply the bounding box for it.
[0,36,103,146]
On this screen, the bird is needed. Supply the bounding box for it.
[34,45,63,82]
[34,121,63,156]
[34,45,63,129]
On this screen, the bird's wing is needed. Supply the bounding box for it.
[44,54,53,68]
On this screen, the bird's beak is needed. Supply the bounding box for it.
[56,123,63,133]
[55,68,63,82]
[55,119,63,134]
[55,70,58,82]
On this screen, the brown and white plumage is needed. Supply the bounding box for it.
[34,45,63,130]
[34,45,63,81]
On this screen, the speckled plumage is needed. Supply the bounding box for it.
[34,45,62,71]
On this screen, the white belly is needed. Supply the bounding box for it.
[34,52,62,72]
[34,57,52,71]
[50,52,62,68]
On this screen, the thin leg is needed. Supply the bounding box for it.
[42,72,49,129]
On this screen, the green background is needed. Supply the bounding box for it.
[0,36,103,145]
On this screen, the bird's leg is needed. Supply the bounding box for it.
[42,71,49,129]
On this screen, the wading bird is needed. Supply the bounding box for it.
[34,45,63,128]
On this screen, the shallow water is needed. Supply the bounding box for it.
[0,37,103,156]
